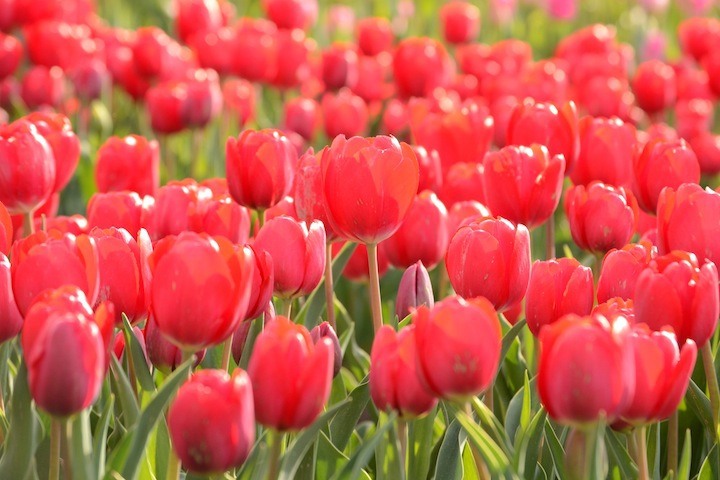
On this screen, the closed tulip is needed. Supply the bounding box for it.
[310,322,342,377]
[241,245,274,321]
[168,369,255,474]
[370,325,437,417]
[634,251,719,348]
[262,0,317,30]
[321,89,369,139]
[248,316,333,430]
[564,182,637,254]
[144,315,206,374]
[283,97,321,142]
[321,135,419,244]
[631,60,676,116]
[0,32,21,80]
[413,295,501,400]
[95,135,160,197]
[395,261,434,320]
[657,184,720,270]
[253,216,325,299]
[293,149,337,241]
[440,1,480,44]
[538,313,634,425]
[174,0,223,44]
[180,69,223,130]
[232,19,278,83]
[526,258,594,336]
[321,43,358,90]
[0,254,21,344]
[383,191,449,270]
[413,146,443,194]
[445,216,531,312]
[447,200,490,234]
[632,139,700,213]
[144,232,253,351]
[570,116,636,188]
[393,37,454,98]
[11,231,99,316]
[597,242,657,303]
[690,132,720,176]
[86,191,152,236]
[146,81,186,135]
[357,17,393,56]
[20,65,65,109]
[21,286,113,416]
[24,112,80,194]
[226,129,298,211]
[482,144,565,229]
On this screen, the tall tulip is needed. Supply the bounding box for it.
[95,135,160,197]
[24,112,80,194]
[570,116,636,188]
[597,242,657,303]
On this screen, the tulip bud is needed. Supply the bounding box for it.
[181,69,222,130]
[0,254,21,344]
[262,0,318,30]
[440,1,480,44]
[395,261,434,320]
[95,135,160,197]
[86,191,152,237]
[526,258,594,336]
[232,19,278,83]
[168,369,255,473]
[310,322,342,377]
[222,78,256,127]
[412,146,443,194]
[690,132,720,176]
[321,43,358,90]
[357,17,394,56]
[0,32,21,80]
[631,60,676,116]
[445,216,531,312]
[393,37,453,98]
[675,99,712,141]
[284,97,321,142]
[414,296,501,400]
[248,316,333,430]
[24,112,80,194]
[570,116,636,188]
[174,0,223,44]
[270,29,313,89]
[20,65,65,109]
[597,242,656,304]
[321,89,369,139]
[146,81,186,135]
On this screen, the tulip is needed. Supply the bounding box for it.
[570,116,636,188]
[95,135,160,197]
[332,241,390,282]
[24,112,80,194]
[370,325,437,417]
[144,315,206,374]
[677,17,720,62]
[262,0,317,30]
[145,181,210,240]
[146,81,186,135]
[447,200,491,234]
[538,313,635,425]
[0,120,55,216]
[232,19,278,83]
[631,60,676,116]
[320,135,419,244]
[321,89,369,139]
[413,295,501,400]
[168,369,255,474]
[20,65,65,109]
[438,162,486,207]
[657,184,720,270]
[440,1,480,44]
[226,129,298,211]
[383,191,449,270]
[144,232,253,351]
[675,99,712,141]
[174,0,222,44]
[564,182,637,254]
[132,26,173,78]
[395,261,434,320]
[310,322,342,377]
[0,254,21,344]
[356,17,393,56]
[0,201,11,255]
[506,99,579,174]
[412,146,443,194]
[283,97,321,142]
[321,43,358,90]
[21,286,113,417]
[634,251,719,349]
[621,326,696,425]
[526,258,594,336]
[0,33,21,80]
[597,242,657,304]
[393,37,454,98]
[86,191,152,236]
[271,29,314,89]
[293,149,337,241]
[632,139,700,213]
[690,132,720,176]
[482,144,565,229]
[200,194,252,245]
[11,231,99,316]
[180,69,223,130]
[248,316,333,430]
[90,227,146,325]
[445,216,531,312]
[222,78,256,127]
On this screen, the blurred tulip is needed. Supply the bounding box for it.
[0,32,22,80]
[597,242,657,304]
[262,0,317,30]
[174,0,222,44]
[447,200,490,234]
[144,315,206,374]
[321,89,369,139]
[223,78,256,127]
[0,254,21,344]
[146,81,186,135]
[95,135,160,197]
[23,112,79,194]
[690,132,720,176]
[86,191,151,236]
[570,116,636,188]
[310,322,342,377]
[0,202,10,255]
[321,43,358,90]
[271,29,314,89]
[180,69,222,129]
[232,19,278,82]
[675,99,712,141]
[333,241,390,282]
[438,162,486,207]
[357,17,393,56]
[412,146,443,194]
[393,37,454,98]
[395,261,434,320]
[440,1,480,44]
[145,180,210,240]
[545,0,577,19]
[632,60,676,116]
[293,149,337,240]
[20,65,65,109]
[284,97,321,142]
[678,18,720,63]
[445,216,531,312]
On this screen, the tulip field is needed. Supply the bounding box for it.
[2,0,720,479]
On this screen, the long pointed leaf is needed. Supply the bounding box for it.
[331,414,396,480]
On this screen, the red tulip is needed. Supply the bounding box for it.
[703,50,720,98]
[412,146,443,194]
[95,135,160,197]
[232,19,278,83]
[678,17,720,63]
[21,286,112,416]
[597,242,657,304]
[146,81,186,135]
[262,0,317,30]
[226,129,298,211]
[24,112,80,194]
[621,325,696,425]
[254,216,325,298]
[0,254,22,344]
[179,69,222,129]
[370,325,437,417]
[632,139,700,213]
[0,120,55,215]
[192,27,235,75]
[393,37,454,98]
[447,200,490,234]
[635,251,719,348]
[283,97,321,142]
[332,241,390,282]
[506,100,579,174]
[526,258,594,336]
[657,184,720,269]
[174,0,222,44]
[20,65,65,109]
[570,116,636,188]
[222,78,256,127]
[0,32,22,80]
[440,1,480,44]
[144,232,253,351]
[132,26,173,78]
[86,191,152,236]
[271,29,313,89]
[321,89,369,139]
[413,295,501,400]
[248,316,333,430]
[395,261,434,320]
[356,17,393,56]
[690,132,720,176]
[482,144,565,229]
[538,313,634,425]
[445,216,531,312]
[11,231,99,316]
[383,191,449,269]
[438,162,486,207]
[168,369,255,474]
[0,202,10,255]
[321,42,358,90]
[321,135,419,244]
[564,182,637,254]
[310,322,342,377]
[144,315,206,374]
[631,60,676,116]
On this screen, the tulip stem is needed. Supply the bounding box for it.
[166,350,195,480]
[221,334,234,372]
[49,418,63,480]
[464,402,490,480]
[633,426,650,480]
[279,298,293,320]
[257,209,266,230]
[545,217,555,260]
[24,210,35,237]
[701,343,720,439]
[397,418,407,477]
[324,245,336,329]
[667,410,678,475]
[367,243,384,334]
[266,429,284,480]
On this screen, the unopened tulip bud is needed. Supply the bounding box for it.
[310,321,342,377]
[395,261,434,320]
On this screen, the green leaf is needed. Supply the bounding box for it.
[0,362,41,480]
[686,379,714,433]
[604,429,637,480]
[122,315,155,392]
[434,419,463,480]
[456,410,513,476]
[505,374,536,444]
[514,409,547,479]
[109,355,140,428]
[297,242,357,329]
[239,317,264,370]
[92,395,114,479]
[330,381,370,452]
[69,410,97,480]
[677,429,692,480]
[461,442,481,480]
[375,416,404,480]
[279,399,350,480]
[470,398,513,456]
[331,413,396,480]
[407,407,437,480]
[500,318,527,363]
[316,430,351,479]
[698,444,719,480]
[543,422,568,480]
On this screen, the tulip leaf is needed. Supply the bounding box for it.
[500,318,527,364]
[434,419,463,480]
[122,315,155,392]
[92,395,114,479]
[407,407,437,480]
[686,379,714,434]
[237,430,269,480]
[514,408,547,479]
[109,355,140,428]
[316,430,351,479]
[677,429,692,480]
[0,362,41,480]
[604,429,637,480]
[69,409,97,480]
[461,443,481,480]
[505,373,537,443]
[330,413,396,480]
[698,444,719,480]
[456,409,513,476]
[329,381,370,451]
[543,422,568,480]
[296,242,357,329]
[279,398,350,480]
[470,397,513,455]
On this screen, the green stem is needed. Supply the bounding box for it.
[257,209,266,231]
[702,343,720,439]
[464,402,490,480]
[545,216,555,260]
[266,429,284,480]
[366,243,384,334]
[279,298,293,320]
[24,210,35,237]
[49,418,63,480]
[166,350,195,480]
[667,410,678,475]
[634,426,650,480]
[220,334,234,372]
[397,418,407,478]
[324,244,336,329]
